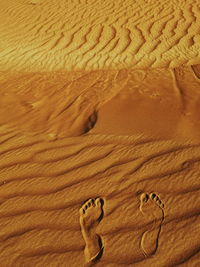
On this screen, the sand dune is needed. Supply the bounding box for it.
[0,64,200,267]
[0,69,130,137]
[0,126,199,266]
[0,0,200,71]
[0,66,200,141]
[0,0,200,266]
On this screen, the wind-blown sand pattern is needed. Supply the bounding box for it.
[0,126,200,266]
[0,0,200,266]
[0,0,200,71]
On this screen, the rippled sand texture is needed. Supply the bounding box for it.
[0,126,200,267]
[0,0,200,71]
[0,67,200,266]
[0,0,200,267]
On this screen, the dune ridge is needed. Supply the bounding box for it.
[0,65,200,141]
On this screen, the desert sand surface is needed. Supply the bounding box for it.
[0,1,200,267]
[0,0,200,71]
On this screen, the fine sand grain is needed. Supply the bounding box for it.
[0,126,199,266]
[0,67,200,266]
[0,0,200,266]
[0,0,200,71]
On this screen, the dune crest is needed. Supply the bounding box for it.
[1,65,200,141]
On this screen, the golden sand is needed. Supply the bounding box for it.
[0,0,200,266]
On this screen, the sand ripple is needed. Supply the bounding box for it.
[0,0,200,71]
[0,125,199,266]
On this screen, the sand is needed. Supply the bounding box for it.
[0,0,200,266]
[0,0,200,71]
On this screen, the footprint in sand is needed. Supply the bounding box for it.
[80,194,164,263]
[80,198,104,263]
[139,193,164,257]
[84,111,98,134]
